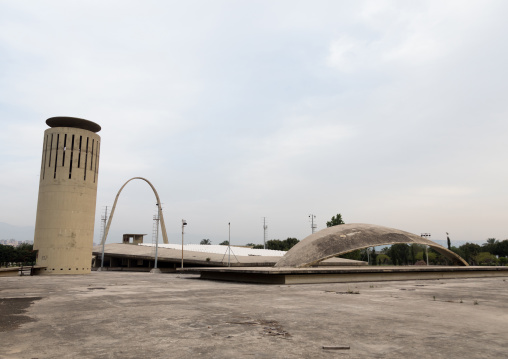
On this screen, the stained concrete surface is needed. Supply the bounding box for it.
[0,297,41,331]
[1,272,508,358]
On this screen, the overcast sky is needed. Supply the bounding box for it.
[1,1,507,246]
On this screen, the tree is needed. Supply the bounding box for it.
[284,237,299,249]
[493,239,508,257]
[265,238,300,251]
[0,244,15,267]
[415,250,437,264]
[482,238,498,254]
[200,239,211,245]
[376,254,391,265]
[15,243,36,264]
[219,240,229,245]
[475,252,498,266]
[458,242,481,265]
[387,244,410,265]
[0,243,36,267]
[370,248,377,265]
[326,214,345,227]
[409,243,426,264]
[338,249,362,261]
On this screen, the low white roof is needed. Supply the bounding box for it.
[139,243,286,257]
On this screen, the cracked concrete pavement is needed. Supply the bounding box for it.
[1,272,507,358]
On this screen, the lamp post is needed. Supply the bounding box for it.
[149,204,162,274]
[100,206,108,271]
[181,219,187,269]
[421,233,431,265]
[154,203,161,270]
[228,222,231,267]
[263,217,267,250]
[309,214,317,234]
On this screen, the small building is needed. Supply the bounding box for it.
[122,234,146,245]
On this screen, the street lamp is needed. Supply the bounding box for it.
[181,219,187,269]
[309,214,317,234]
[421,233,431,266]
[150,203,161,274]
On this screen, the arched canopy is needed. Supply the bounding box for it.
[100,177,169,245]
[274,223,468,267]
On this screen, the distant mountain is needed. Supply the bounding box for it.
[0,222,35,242]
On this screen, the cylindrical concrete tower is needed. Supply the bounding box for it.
[33,117,101,274]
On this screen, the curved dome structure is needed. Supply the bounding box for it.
[275,223,468,267]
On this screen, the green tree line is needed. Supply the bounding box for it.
[0,243,37,267]
[355,239,508,266]
[249,238,300,251]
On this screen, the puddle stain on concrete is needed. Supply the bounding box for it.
[0,297,42,332]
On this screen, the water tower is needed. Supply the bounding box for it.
[33,117,101,274]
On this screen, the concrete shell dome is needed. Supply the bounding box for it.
[274,223,468,267]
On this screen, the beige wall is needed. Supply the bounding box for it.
[34,126,101,274]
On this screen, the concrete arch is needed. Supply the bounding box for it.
[274,223,468,267]
[100,177,169,245]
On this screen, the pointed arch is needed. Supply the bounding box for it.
[275,223,468,267]
[100,177,169,245]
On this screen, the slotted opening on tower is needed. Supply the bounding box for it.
[69,134,75,179]
[62,134,67,166]
[77,136,82,168]
[54,134,59,178]
[90,139,94,170]
[94,141,100,183]
[84,137,89,180]
[42,135,48,180]
[48,134,53,168]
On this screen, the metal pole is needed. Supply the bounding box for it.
[309,214,316,234]
[263,217,267,250]
[100,206,108,270]
[154,204,160,269]
[181,219,186,269]
[228,222,231,267]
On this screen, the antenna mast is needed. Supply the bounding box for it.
[263,217,268,249]
[309,214,317,234]
[100,206,108,270]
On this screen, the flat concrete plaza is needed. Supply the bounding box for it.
[1,272,508,358]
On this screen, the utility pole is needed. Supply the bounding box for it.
[152,203,161,272]
[263,217,268,249]
[100,206,108,271]
[228,222,231,267]
[181,219,187,269]
[309,214,317,234]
